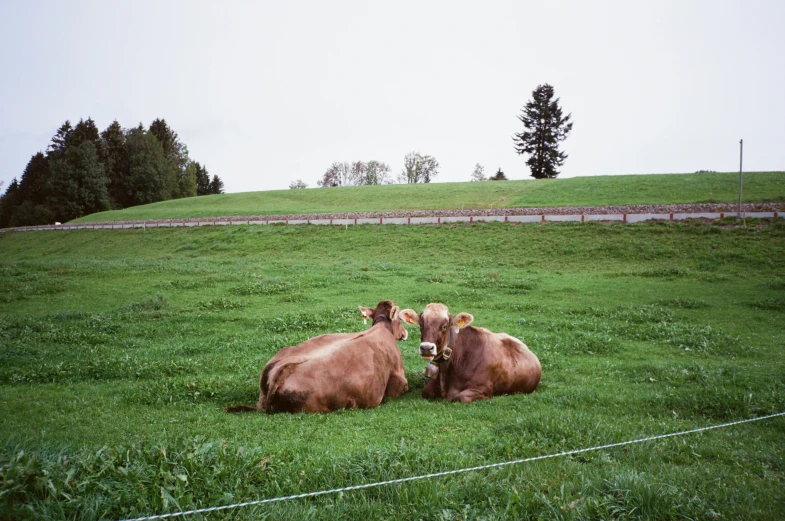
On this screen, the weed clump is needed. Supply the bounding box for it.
[638,267,692,279]
[125,295,168,313]
[764,278,785,290]
[655,298,709,309]
[747,298,785,311]
[196,298,245,311]
[465,273,538,293]
[233,279,296,296]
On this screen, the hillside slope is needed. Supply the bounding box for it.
[72,171,785,223]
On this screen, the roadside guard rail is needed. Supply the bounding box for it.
[2,211,781,232]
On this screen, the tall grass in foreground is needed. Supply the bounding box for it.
[0,220,784,519]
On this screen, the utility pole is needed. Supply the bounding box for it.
[737,139,743,219]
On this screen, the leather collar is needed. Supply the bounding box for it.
[432,326,459,364]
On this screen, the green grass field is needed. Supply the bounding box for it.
[71,171,785,223]
[1,219,784,520]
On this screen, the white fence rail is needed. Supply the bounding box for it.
[1,211,781,233]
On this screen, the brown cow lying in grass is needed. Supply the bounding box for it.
[227,300,408,413]
[399,303,541,403]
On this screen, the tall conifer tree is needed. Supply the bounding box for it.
[48,121,74,158]
[194,162,212,195]
[209,174,224,194]
[17,153,50,206]
[149,118,189,198]
[47,141,109,221]
[124,128,177,206]
[513,84,573,179]
[100,120,129,208]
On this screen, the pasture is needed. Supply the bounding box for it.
[1,219,784,520]
[70,171,785,223]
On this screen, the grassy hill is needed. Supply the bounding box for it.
[72,171,785,223]
[1,220,784,519]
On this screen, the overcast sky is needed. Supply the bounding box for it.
[1,0,783,193]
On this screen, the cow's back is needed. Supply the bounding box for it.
[491,332,541,394]
[257,333,352,411]
[262,327,405,413]
[444,326,541,400]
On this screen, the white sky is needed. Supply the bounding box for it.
[1,0,784,193]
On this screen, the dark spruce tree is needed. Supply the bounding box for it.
[17,152,50,207]
[149,118,190,198]
[0,179,20,228]
[513,84,573,179]
[47,121,74,159]
[70,118,101,149]
[124,127,178,206]
[489,168,508,181]
[194,162,212,195]
[180,162,198,198]
[99,120,129,208]
[209,174,224,194]
[47,141,110,222]
[11,153,53,226]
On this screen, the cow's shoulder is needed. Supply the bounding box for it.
[458,325,491,342]
[495,332,526,349]
[456,327,528,361]
[298,332,353,348]
[457,325,502,348]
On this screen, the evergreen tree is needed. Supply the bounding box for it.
[47,141,109,221]
[0,179,20,228]
[149,118,189,198]
[180,162,199,198]
[47,121,74,158]
[124,128,178,206]
[513,84,573,179]
[194,162,212,195]
[17,152,50,206]
[209,174,224,194]
[8,153,54,226]
[70,118,101,148]
[99,120,129,208]
[9,200,54,227]
[489,168,508,181]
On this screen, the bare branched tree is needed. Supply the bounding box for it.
[350,161,366,186]
[363,160,392,185]
[471,164,486,182]
[317,162,343,187]
[398,152,439,184]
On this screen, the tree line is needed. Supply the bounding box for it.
[289,152,441,189]
[0,118,223,228]
[295,84,572,189]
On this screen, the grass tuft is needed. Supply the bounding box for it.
[747,298,785,311]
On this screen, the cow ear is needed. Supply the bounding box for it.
[390,306,400,320]
[452,312,473,328]
[399,309,420,326]
[358,306,374,323]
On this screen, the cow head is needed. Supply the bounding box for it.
[358,300,408,341]
[398,303,473,361]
